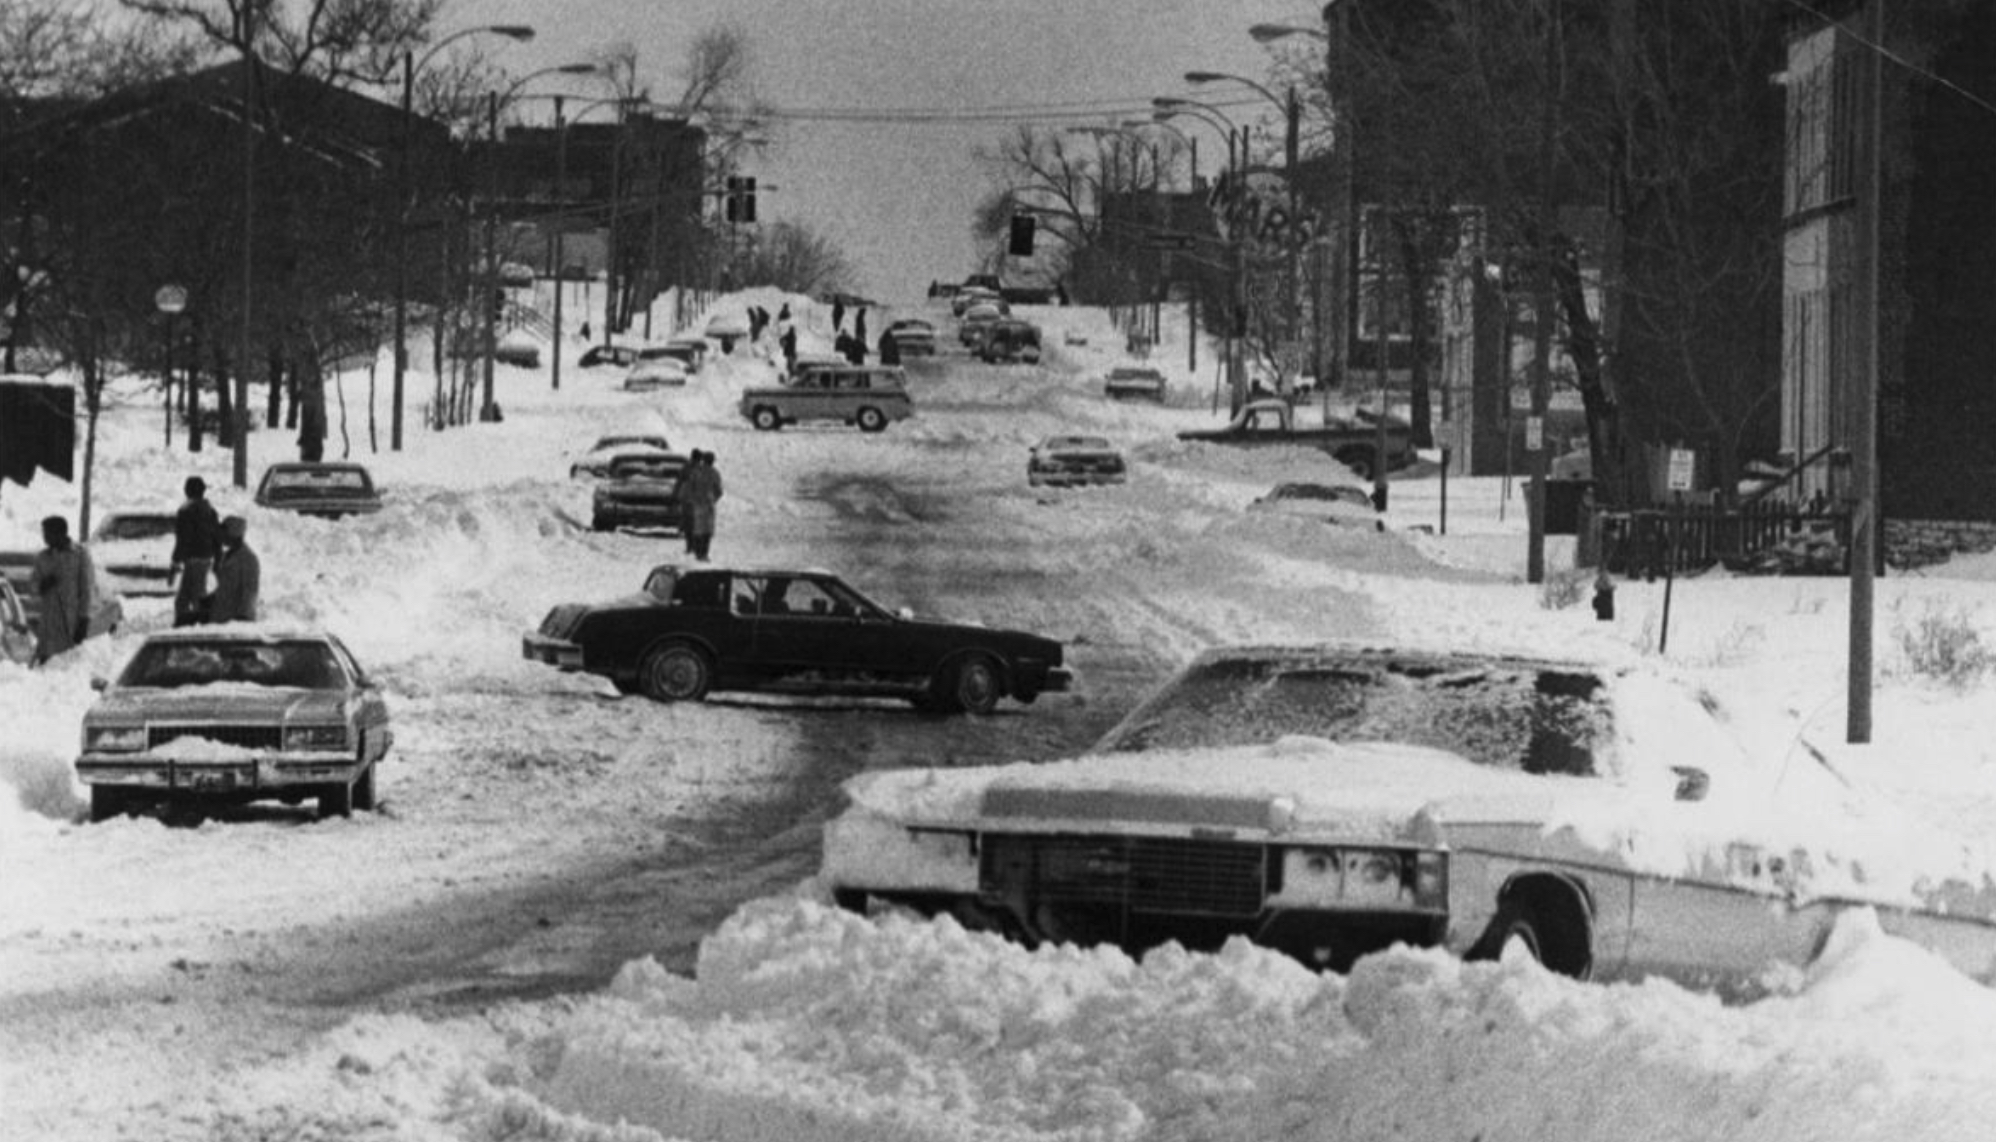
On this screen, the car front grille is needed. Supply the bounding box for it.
[982,834,1267,917]
[148,724,283,751]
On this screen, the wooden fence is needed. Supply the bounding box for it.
[1585,501,1852,577]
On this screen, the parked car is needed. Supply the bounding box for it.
[570,432,674,479]
[1249,482,1383,530]
[705,313,750,352]
[739,364,914,433]
[253,462,383,519]
[1027,435,1127,487]
[0,578,38,664]
[89,510,180,597]
[0,549,125,649]
[958,303,1005,345]
[821,642,1996,993]
[623,358,690,391]
[886,319,938,358]
[523,563,1071,714]
[495,329,541,367]
[951,287,1003,318]
[591,451,691,533]
[578,344,642,370]
[660,337,708,374]
[977,318,1042,364]
[1102,365,1168,402]
[74,625,393,822]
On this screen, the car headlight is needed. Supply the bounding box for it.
[1277,847,1448,910]
[85,725,145,752]
[285,725,349,751]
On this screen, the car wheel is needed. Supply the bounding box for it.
[752,407,782,431]
[640,642,712,702]
[1334,448,1377,482]
[319,777,354,820]
[591,514,613,532]
[855,407,888,434]
[1471,889,1592,979]
[933,654,1003,715]
[352,762,377,812]
[89,787,133,823]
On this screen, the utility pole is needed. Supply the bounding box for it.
[551,95,567,392]
[392,53,411,449]
[479,92,501,422]
[233,12,255,487]
[1526,0,1560,585]
[1849,0,1884,743]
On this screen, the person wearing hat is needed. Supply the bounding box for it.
[31,515,95,664]
[170,474,222,627]
[207,515,260,623]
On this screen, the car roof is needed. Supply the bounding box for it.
[264,461,370,473]
[138,624,342,644]
[1040,435,1112,449]
[1108,366,1163,378]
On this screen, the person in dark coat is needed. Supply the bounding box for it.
[853,307,868,349]
[780,324,798,374]
[877,329,901,365]
[675,450,724,562]
[31,515,95,664]
[831,298,845,332]
[208,515,261,623]
[170,475,222,627]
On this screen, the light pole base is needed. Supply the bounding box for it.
[479,402,504,423]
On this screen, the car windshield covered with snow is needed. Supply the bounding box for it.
[118,637,348,690]
[1094,647,1609,776]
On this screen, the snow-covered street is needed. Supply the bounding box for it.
[7,291,1996,1141]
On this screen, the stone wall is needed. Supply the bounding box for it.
[1887,519,1996,571]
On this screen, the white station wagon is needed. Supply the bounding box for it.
[822,643,1996,995]
[740,365,914,433]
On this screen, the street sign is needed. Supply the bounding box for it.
[154,285,187,315]
[1667,448,1696,492]
[1524,415,1544,452]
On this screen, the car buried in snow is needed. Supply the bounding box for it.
[253,462,383,520]
[569,432,674,480]
[1101,365,1168,402]
[590,451,691,533]
[821,643,1996,994]
[522,563,1071,715]
[74,626,393,822]
[1026,435,1127,487]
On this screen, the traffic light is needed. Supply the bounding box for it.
[725,176,758,224]
[1009,214,1036,256]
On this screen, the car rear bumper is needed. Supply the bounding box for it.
[523,632,585,670]
[1029,471,1126,487]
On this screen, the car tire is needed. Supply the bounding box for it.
[352,762,377,812]
[751,407,782,431]
[856,407,888,434]
[640,642,712,703]
[1334,448,1377,483]
[1472,890,1592,979]
[591,514,614,533]
[933,654,1003,716]
[319,777,354,820]
[89,787,133,823]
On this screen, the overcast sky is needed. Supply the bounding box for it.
[454,0,1322,302]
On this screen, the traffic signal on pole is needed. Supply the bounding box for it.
[1009,214,1036,256]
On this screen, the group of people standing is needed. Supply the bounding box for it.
[170,475,260,628]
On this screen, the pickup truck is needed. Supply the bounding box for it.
[1176,397,1414,480]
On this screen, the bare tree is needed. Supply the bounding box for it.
[117,0,439,82]
[731,221,855,298]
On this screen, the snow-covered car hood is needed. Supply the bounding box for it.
[843,737,1585,847]
[88,684,351,725]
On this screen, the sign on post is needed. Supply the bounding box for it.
[1667,448,1696,493]
[1524,415,1544,452]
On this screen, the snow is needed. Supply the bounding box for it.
[6,289,1996,1140]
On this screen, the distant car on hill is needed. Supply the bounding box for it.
[1102,365,1168,402]
[623,358,689,391]
[89,510,179,597]
[740,364,913,433]
[578,344,642,370]
[958,303,1005,345]
[1027,435,1126,487]
[522,563,1071,714]
[591,451,692,534]
[570,432,675,479]
[976,319,1042,364]
[886,319,938,357]
[253,462,383,519]
[1249,482,1384,530]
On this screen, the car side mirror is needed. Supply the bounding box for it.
[90,676,108,692]
[1671,765,1709,802]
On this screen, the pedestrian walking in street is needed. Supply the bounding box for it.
[208,515,261,623]
[675,450,724,562]
[31,515,95,665]
[171,475,222,627]
[877,329,901,365]
[780,324,798,374]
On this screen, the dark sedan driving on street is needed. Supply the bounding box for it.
[523,564,1071,714]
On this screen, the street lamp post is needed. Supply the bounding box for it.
[155,285,187,450]
[1155,96,1251,413]
[395,24,535,448]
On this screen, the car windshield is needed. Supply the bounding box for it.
[95,515,176,540]
[1046,437,1110,451]
[593,435,669,452]
[1274,484,1370,507]
[1095,651,1611,777]
[118,639,347,690]
[608,456,684,482]
[262,467,373,497]
[1110,368,1161,380]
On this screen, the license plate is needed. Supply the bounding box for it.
[184,771,236,791]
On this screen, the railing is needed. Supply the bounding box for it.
[1587,500,1852,577]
